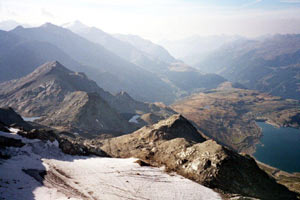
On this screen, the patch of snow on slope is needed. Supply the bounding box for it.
[129,114,140,123]
[8,127,20,134]
[0,131,221,200]
[22,116,41,122]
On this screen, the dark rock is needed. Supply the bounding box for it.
[0,107,30,129]
[0,136,25,148]
[134,159,151,167]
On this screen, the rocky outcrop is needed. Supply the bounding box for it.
[15,127,109,157]
[0,61,112,116]
[36,91,135,136]
[0,107,31,130]
[0,136,25,148]
[94,114,297,199]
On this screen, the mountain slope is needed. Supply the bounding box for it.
[0,61,110,115]
[94,114,297,199]
[160,35,242,66]
[196,34,300,100]
[115,34,176,64]
[0,121,222,200]
[10,24,176,103]
[0,61,134,135]
[0,61,177,134]
[171,85,300,153]
[0,30,88,83]
[0,20,30,31]
[63,21,226,98]
[37,91,133,135]
[64,21,171,73]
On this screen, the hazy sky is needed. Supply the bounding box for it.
[1,0,300,42]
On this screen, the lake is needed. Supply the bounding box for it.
[253,122,300,173]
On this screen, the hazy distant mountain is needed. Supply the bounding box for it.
[0,30,84,82]
[64,21,172,73]
[196,34,300,100]
[0,22,227,103]
[115,34,176,64]
[9,23,176,103]
[160,35,242,66]
[0,20,30,31]
[163,62,226,93]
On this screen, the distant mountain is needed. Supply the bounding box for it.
[0,61,134,135]
[160,35,242,66]
[165,63,226,93]
[9,23,176,103]
[63,21,169,73]
[0,30,84,82]
[0,22,227,103]
[0,61,176,135]
[48,22,226,100]
[196,34,300,100]
[0,20,30,31]
[114,34,176,64]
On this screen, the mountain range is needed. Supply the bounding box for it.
[63,21,226,97]
[195,34,300,100]
[0,61,175,136]
[1,19,300,199]
[0,21,227,104]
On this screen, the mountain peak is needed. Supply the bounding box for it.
[32,61,71,76]
[116,91,133,100]
[41,22,57,28]
[40,23,65,31]
[143,114,206,143]
[13,25,24,30]
[62,20,89,32]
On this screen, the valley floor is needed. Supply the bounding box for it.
[0,130,221,200]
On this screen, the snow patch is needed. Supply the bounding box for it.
[129,115,140,123]
[8,127,20,134]
[22,116,41,122]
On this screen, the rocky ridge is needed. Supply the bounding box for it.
[92,114,298,199]
[0,61,175,136]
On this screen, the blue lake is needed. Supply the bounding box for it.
[253,122,300,173]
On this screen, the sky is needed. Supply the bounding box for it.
[1,0,300,42]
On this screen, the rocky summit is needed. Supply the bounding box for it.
[93,114,297,199]
[36,91,134,136]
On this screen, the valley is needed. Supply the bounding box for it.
[171,83,300,154]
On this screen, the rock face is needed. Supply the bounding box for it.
[95,114,297,199]
[0,61,111,116]
[0,107,31,129]
[37,91,134,136]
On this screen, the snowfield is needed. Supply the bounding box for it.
[0,131,221,200]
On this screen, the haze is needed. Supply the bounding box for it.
[1,0,300,42]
